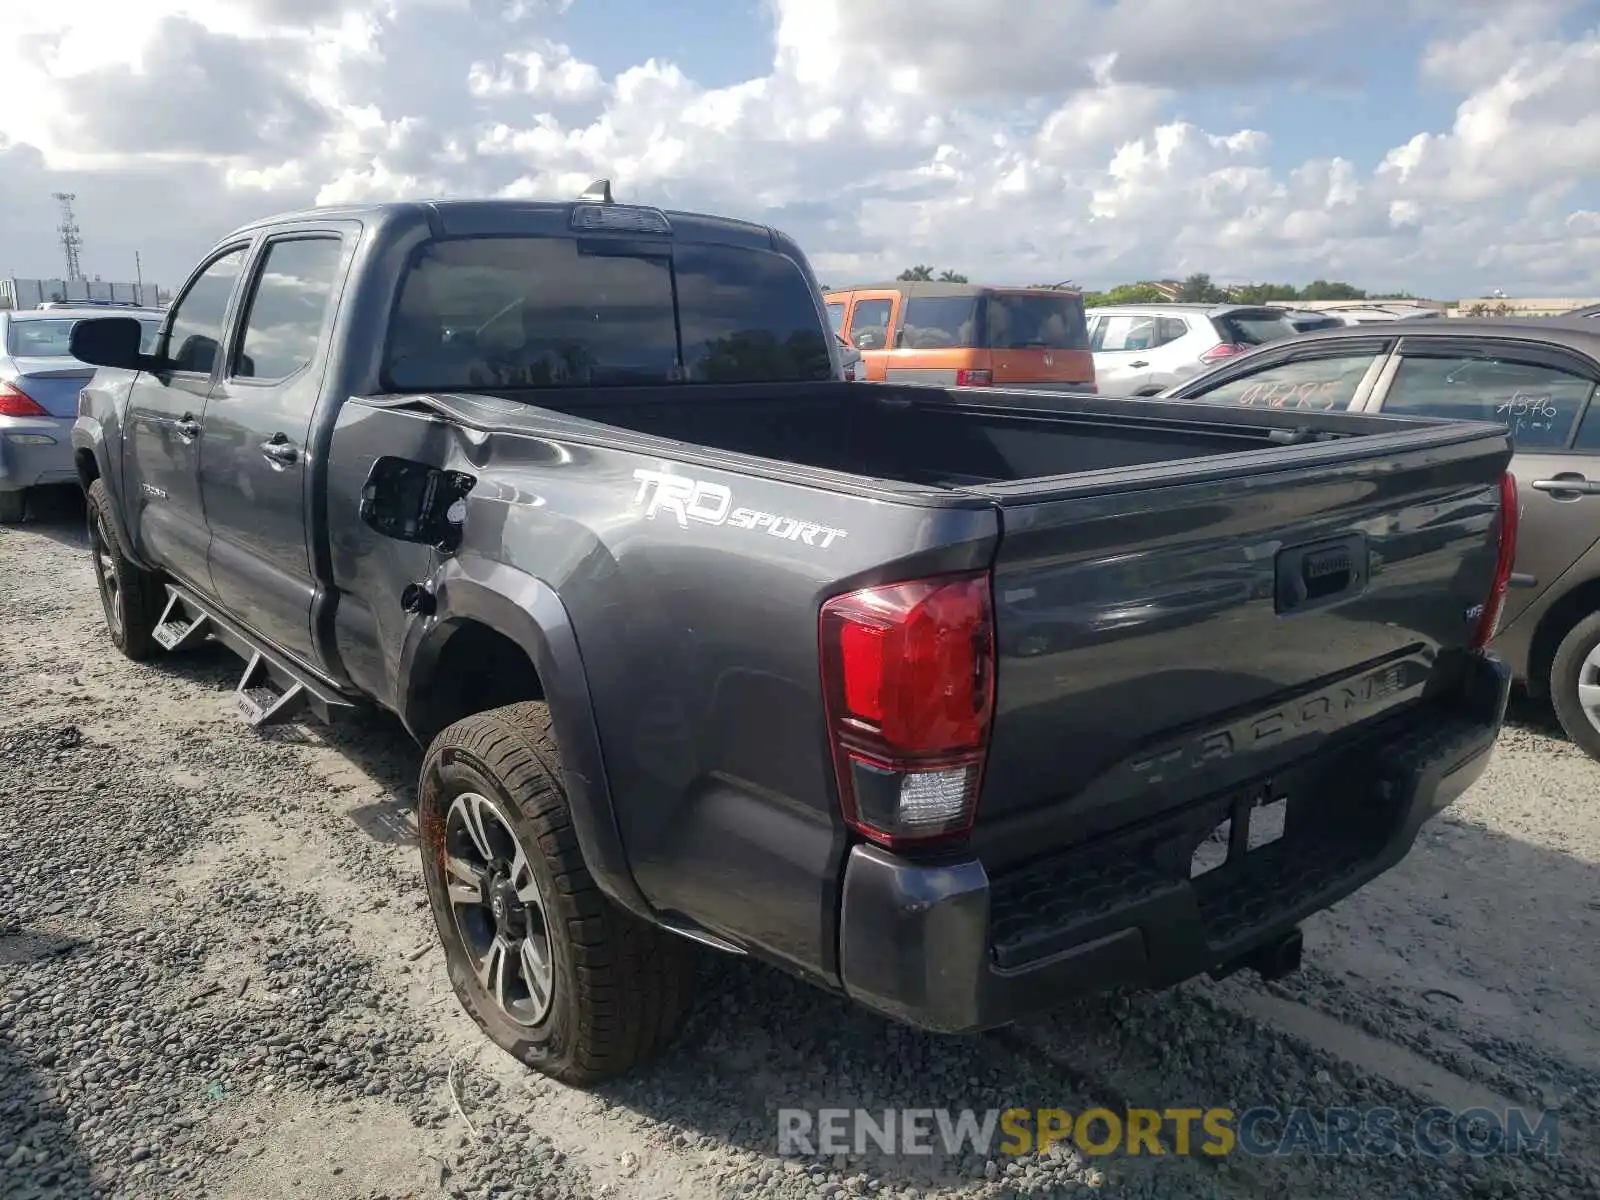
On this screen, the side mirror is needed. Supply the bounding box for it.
[69,317,157,371]
[892,329,906,349]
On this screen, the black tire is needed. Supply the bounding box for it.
[85,478,165,661]
[0,489,25,524]
[418,701,695,1085]
[1549,610,1600,762]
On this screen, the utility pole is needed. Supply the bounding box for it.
[52,192,85,281]
[135,250,144,305]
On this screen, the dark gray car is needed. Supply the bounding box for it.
[1161,317,1600,760]
[69,192,1515,1084]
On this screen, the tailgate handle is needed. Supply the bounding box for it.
[1276,535,1368,614]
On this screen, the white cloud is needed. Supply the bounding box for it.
[0,0,1598,299]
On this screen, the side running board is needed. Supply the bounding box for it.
[151,585,359,729]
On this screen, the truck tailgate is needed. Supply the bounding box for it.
[971,423,1511,870]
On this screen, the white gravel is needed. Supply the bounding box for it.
[2,487,1598,1200]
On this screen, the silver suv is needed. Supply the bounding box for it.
[1087,303,1300,396]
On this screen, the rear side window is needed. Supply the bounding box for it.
[1215,310,1297,347]
[901,296,978,349]
[1180,351,1385,410]
[1156,316,1188,345]
[1382,352,1596,448]
[382,235,831,390]
[826,301,846,335]
[984,293,1089,350]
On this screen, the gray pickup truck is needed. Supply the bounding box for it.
[69,186,1517,1085]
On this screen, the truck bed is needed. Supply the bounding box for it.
[523,381,1343,490]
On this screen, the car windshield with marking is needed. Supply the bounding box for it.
[382,235,833,391]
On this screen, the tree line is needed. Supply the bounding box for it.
[871,268,1416,305]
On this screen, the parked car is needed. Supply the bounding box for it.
[1307,303,1445,326]
[1085,303,1301,396]
[1157,316,1600,760]
[1561,303,1600,319]
[823,282,1095,390]
[71,189,1514,1085]
[0,306,163,522]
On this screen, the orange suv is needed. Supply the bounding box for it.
[824,282,1095,391]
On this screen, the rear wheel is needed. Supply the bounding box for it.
[85,478,164,660]
[418,701,695,1084]
[0,489,25,524]
[1548,610,1600,762]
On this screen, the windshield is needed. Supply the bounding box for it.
[383,235,833,391]
[8,316,162,358]
[984,292,1089,350]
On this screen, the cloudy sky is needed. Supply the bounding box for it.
[1,0,1597,300]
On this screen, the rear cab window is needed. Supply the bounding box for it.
[382,234,833,391]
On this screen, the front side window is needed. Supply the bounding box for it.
[847,299,893,350]
[166,247,248,374]
[235,237,345,382]
[826,301,846,335]
[1182,351,1386,410]
[900,296,978,349]
[383,235,831,391]
[1382,352,1595,448]
[1092,314,1156,352]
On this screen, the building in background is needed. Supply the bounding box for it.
[0,277,168,310]
[1447,297,1600,318]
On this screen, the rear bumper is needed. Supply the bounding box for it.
[0,415,76,491]
[837,649,1511,1033]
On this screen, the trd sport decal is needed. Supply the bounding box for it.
[631,468,849,549]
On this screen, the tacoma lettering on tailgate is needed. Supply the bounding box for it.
[1129,657,1428,785]
[631,468,849,549]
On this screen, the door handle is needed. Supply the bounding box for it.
[260,435,299,466]
[1530,475,1600,497]
[1129,360,1150,368]
[173,415,200,440]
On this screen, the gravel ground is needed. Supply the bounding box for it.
[2,488,1597,1200]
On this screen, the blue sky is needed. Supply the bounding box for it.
[0,0,1598,299]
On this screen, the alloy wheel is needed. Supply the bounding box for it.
[1577,642,1600,738]
[442,790,555,1026]
[89,508,123,640]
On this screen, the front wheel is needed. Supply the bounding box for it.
[1549,612,1600,762]
[418,701,695,1085]
[85,478,164,660]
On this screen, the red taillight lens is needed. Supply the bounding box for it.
[0,382,48,417]
[955,369,992,387]
[1199,343,1248,364]
[819,572,996,849]
[1470,472,1519,650]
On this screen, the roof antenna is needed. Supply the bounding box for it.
[577,179,613,204]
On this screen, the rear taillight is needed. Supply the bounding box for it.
[955,369,992,387]
[1469,472,1519,650]
[819,572,996,849]
[0,382,48,417]
[1199,343,1248,364]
